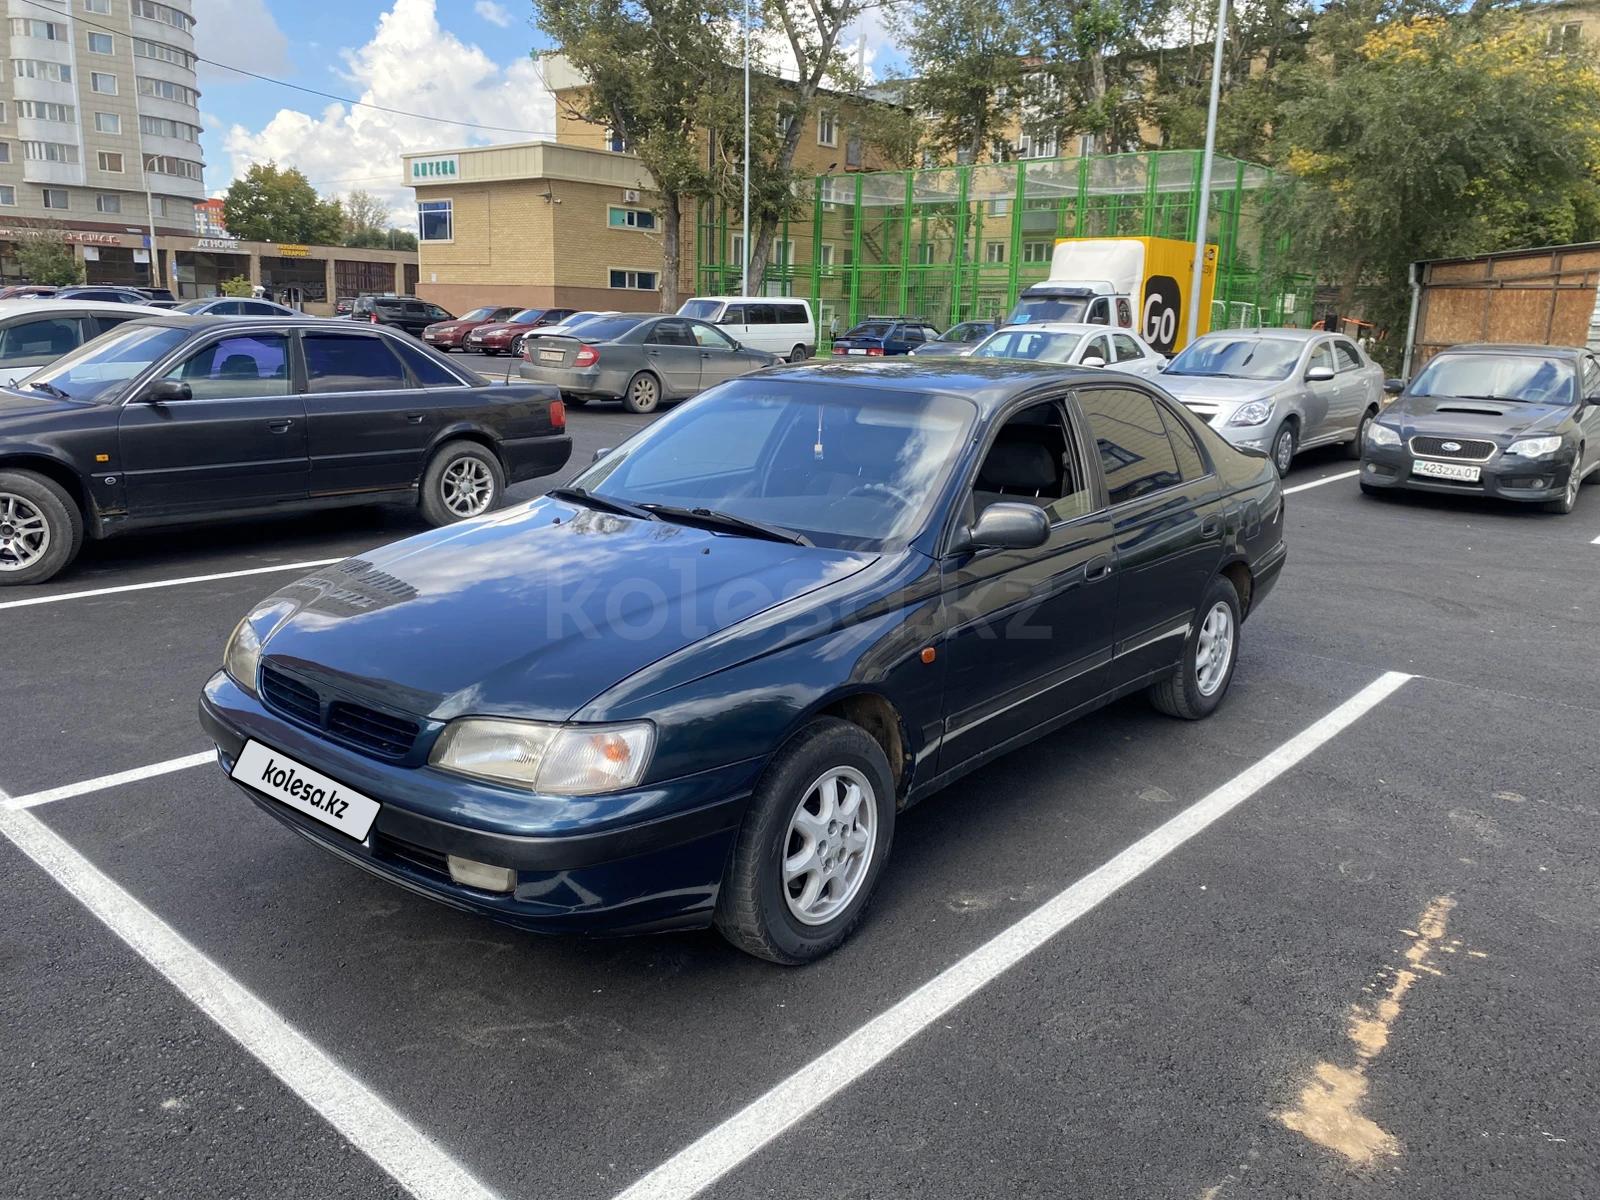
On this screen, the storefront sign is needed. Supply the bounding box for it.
[0,227,127,246]
[410,155,459,181]
[274,244,310,257]
[195,237,240,251]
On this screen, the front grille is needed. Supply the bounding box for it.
[259,664,420,761]
[1410,436,1496,462]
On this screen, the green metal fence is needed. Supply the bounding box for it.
[695,149,1314,342]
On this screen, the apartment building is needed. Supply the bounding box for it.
[0,0,203,284]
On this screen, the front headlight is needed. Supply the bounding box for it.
[1506,435,1563,458]
[1229,400,1274,427]
[1366,422,1401,448]
[223,618,262,696]
[430,717,655,795]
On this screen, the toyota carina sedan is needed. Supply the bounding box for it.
[201,361,1287,963]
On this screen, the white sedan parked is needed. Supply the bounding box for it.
[963,321,1168,377]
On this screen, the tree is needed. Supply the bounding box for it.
[342,189,390,244]
[220,274,254,297]
[533,1,743,310]
[15,225,83,286]
[222,162,345,245]
[1276,11,1600,359]
[385,228,418,251]
[897,0,1027,165]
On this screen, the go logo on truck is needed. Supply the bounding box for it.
[1142,275,1183,355]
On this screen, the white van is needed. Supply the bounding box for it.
[677,297,816,361]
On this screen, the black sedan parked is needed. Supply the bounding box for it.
[1361,343,1600,513]
[0,315,571,584]
[200,361,1286,963]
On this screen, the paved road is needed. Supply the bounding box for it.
[2,420,1597,1200]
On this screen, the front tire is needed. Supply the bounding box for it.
[788,345,808,363]
[623,371,661,414]
[418,441,504,527]
[1149,575,1241,720]
[715,718,895,964]
[1346,407,1376,459]
[1270,420,1297,478]
[0,470,82,586]
[1543,454,1583,514]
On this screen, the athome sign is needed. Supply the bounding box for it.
[411,155,459,181]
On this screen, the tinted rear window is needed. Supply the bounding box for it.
[775,304,808,324]
[571,316,645,342]
[393,338,466,387]
[303,333,407,393]
[846,324,891,339]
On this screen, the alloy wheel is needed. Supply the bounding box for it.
[1195,601,1235,697]
[1274,428,1295,474]
[782,766,878,926]
[0,491,50,572]
[440,458,494,517]
[629,375,659,412]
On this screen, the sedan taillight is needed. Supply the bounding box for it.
[866,346,885,356]
[832,345,847,355]
[549,399,566,431]
[369,313,379,324]
[573,345,599,368]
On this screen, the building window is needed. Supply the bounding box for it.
[17,101,75,123]
[1023,241,1052,263]
[818,242,835,268]
[985,241,1006,264]
[133,39,196,70]
[143,154,203,180]
[607,206,656,231]
[42,188,68,209]
[98,150,124,172]
[605,129,628,153]
[10,18,67,40]
[987,198,1010,216]
[0,144,9,165]
[24,141,80,164]
[85,0,112,12]
[94,112,121,135]
[12,59,72,83]
[133,0,195,32]
[140,115,202,142]
[821,177,851,207]
[816,111,837,147]
[91,72,118,95]
[0,186,14,206]
[609,269,657,290]
[845,134,862,168]
[917,243,935,265]
[138,76,199,106]
[417,199,453,241]
[96,193,121,213]
[0,102,6,123]
[88,31,114,54]
[1549,20,1583,52]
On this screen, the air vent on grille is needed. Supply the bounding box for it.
[1411,436,1495,461]
[260,667,320,726]
[327,702,419,758]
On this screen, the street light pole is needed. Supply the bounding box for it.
[1186,0,1228,347]
[741,0,751,297]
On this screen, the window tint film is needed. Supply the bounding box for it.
[164,333,290,399]
[972,400,1094,524]
[648,319,695,347]
[303,333,407,393]
[1159,406,1207,482]
[394,339,464,387]
[0,316,80,360]
[1077,387,1182,504]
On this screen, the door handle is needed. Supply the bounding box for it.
[1085,555,1112,581]
[647,349,661,356]
[266,419,293,433]
[1200,516,1222,538]
[405,412,425,424]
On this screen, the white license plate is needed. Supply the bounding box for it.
[847,347,867,355]
[1413,459,1481,482]
[539,349,564,363]
[231,739,380,841]
[423,332,437,339]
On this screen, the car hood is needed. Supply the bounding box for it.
[471,321,530,339]
[909,343,968,358]
[256,497,875,723]
[1391,394,1571,439]
[427,319,484,334]
[0,388,79,421]
[1157,375,1283,405]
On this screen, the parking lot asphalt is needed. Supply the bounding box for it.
[3,395,1598,1200]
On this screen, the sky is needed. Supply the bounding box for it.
[194,0,906,228]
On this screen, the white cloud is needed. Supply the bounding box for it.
[193,0,291,83]
[474,0,515,27]
[217,0,554,226]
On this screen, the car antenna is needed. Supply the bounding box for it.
[814,405,825,461]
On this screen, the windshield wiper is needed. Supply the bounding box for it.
[639,503,812,546]
[1450,393,1528,404]
[546,486,657,521]
[24,379,69,399]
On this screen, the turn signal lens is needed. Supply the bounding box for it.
[446,855,516,893]
[573,344,599,368]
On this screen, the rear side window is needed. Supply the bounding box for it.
[775,304,807,324]
[648,319,695,347]
[393,339,464,388]
[747,304,777,325]
[1077,386,1182,504]
[1158,406,1207,482]
[0,316,81,359]
[1112,334,1144,363]
[164,334,290,399]
[1334,341,1363,371]
[240,301,283,316]
[303,333,407,393]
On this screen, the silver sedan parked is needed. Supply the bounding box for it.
[1158,328,1385,476]
[963,321,1168,377]
[519,313,779,413]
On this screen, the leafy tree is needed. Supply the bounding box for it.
[222,162,345,245]
[220,274,255,297]
[15,225,83,286]
[385,228,418,251]
[896,0,1027,164]
[533,0,744,310]
[341,189,390,243]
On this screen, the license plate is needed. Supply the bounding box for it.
[847,347,867,355]
[423,332,437,339]
[231,739,380,841]
[539,349,563,363]
[1413,459,1481,482]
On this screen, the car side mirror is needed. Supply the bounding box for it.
[1306,365,1336,382]
[1384,378,1405,396]
[1081,355,1107,369]
[142,378,191,403]
[954,502,1050,554]
[592,446,612,463]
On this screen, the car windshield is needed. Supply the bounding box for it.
[678,300,723,320]
[508,309,546,324]
[846,323,892,339]
[1006,297,1089,324]
[460,307,497,322]
[971,329,1084,363]
[1166,336,1302,380]
[570,379,975,550]
[17,323,189,403]
[1408,353,1575,404]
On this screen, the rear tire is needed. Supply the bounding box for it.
[1270,420,1297,478]
[623,371,661,414]
[1346,407,1376,459]
[418,441,504,527]
[715,718,895,964]
[1149,575,1241,720]
[0,469,82,586]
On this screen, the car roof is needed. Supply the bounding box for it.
[1433,342,1583,358]
[989,322,1132,337]
[1195,327,1326,343]
[0,298,172,317]
[759,358,1121,411]
[687,296,810,305]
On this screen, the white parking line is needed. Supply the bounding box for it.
[1591,532,1600,545]
[1283,469,1360,495]
[0,794,501,1200]
[4,751,214,811]
[0,558,342,612]
[612,670,1413,1200]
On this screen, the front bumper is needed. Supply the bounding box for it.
[1360,444,1576,503]
[422,329,464,348]
[199,673,755,934]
